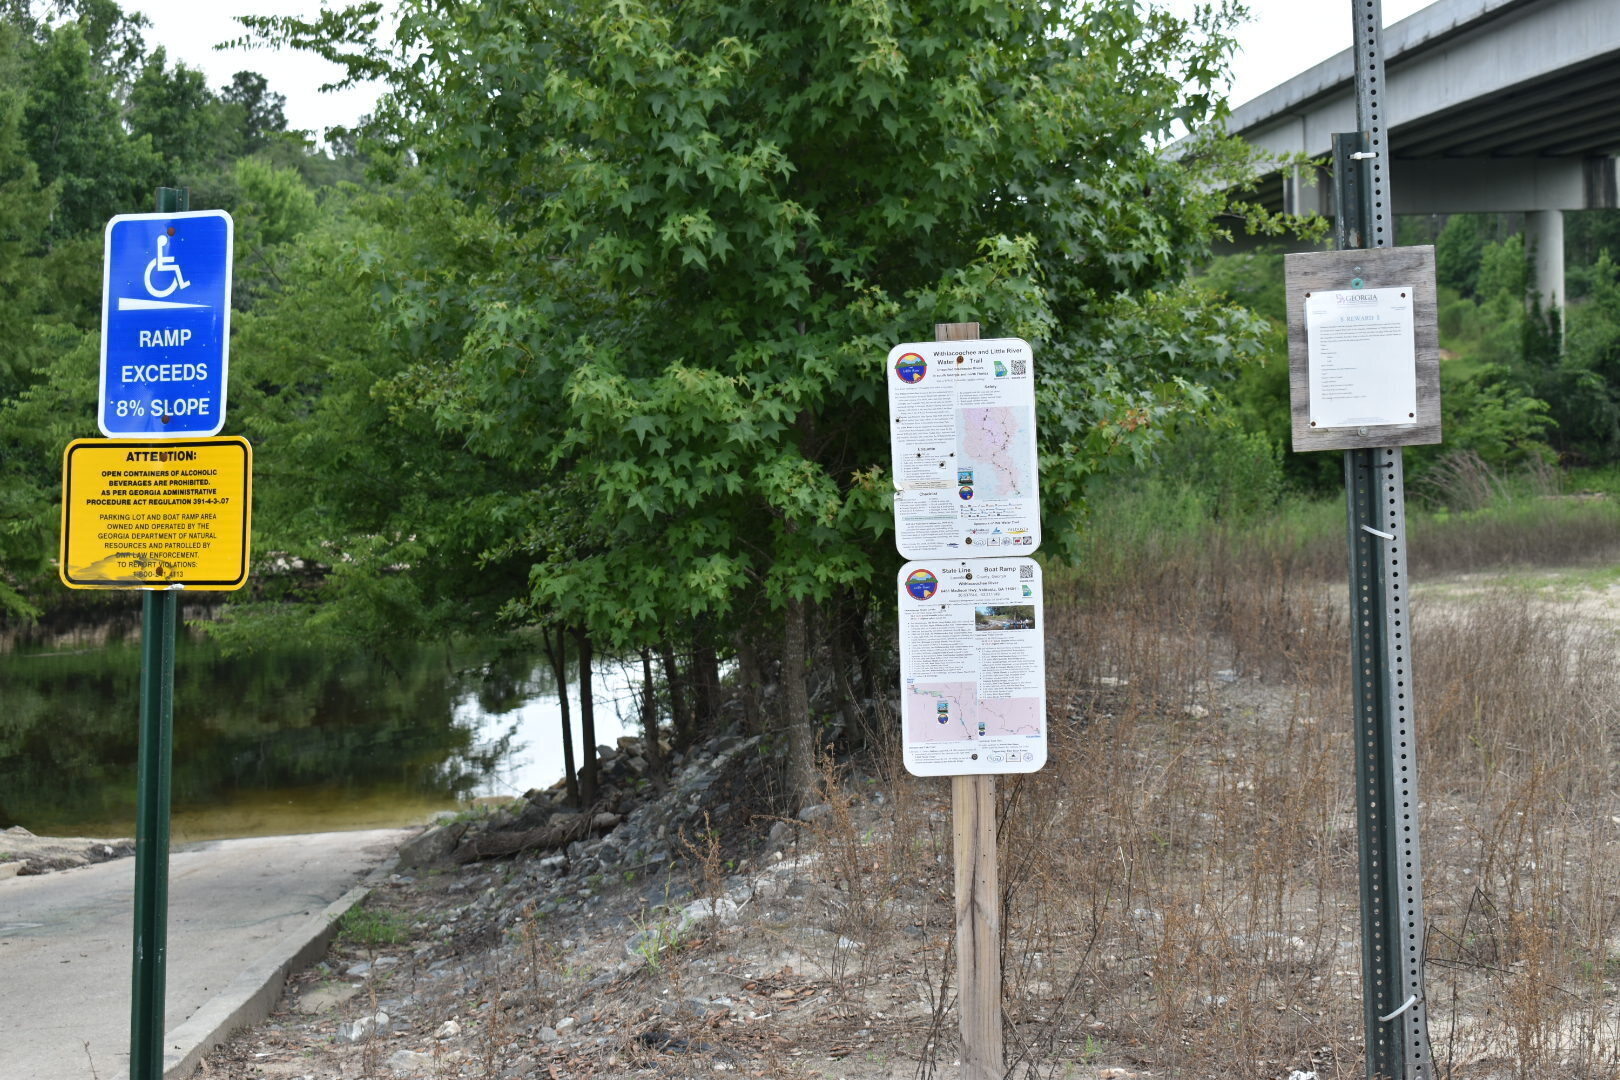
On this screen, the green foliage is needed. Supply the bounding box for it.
[0,19,55,401]
[336,905,410,946]
[129,49,220,174]
[1162,424,1286,519]
[1194,251,1287,324]
[1477,233,1528,301]
[19,20,162,236]
[1567,209,1620,299]
[1408,365,1553,478]
[235,0,1277,663]
[231,157,319,250]
[0,0,363,621]
[1550,252,1620,459]
[1437,213,1487,297]
[219,70,288,152]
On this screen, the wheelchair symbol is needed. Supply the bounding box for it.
[143,233,191,298]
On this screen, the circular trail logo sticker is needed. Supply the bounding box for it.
[905,568,938,600]
[894,352,926,384]
[958,486,974,501]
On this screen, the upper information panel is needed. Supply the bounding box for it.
[887,337,1040,560]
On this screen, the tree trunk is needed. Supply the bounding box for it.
[782,596,818,809]
[827,597,862,749]
[545,626,580,806]
[736,632,764,735]
[659,639,692,751]
[694,632,720,733]
[639,646,665,784]
[572,627,598,805]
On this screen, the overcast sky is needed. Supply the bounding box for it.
[1166,0,1441,106]
[125,1,387,142]
[123,0,1444,146]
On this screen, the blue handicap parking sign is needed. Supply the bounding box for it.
[100,210,234,437]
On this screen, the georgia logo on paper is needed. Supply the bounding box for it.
[905,568,938,600]
[894,352,926,384]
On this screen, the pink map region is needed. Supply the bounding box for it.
[959,406,1031,499]
[906,681,1042,743]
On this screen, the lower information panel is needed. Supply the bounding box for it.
[897,557,1046,777]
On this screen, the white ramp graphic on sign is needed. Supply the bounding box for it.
[119,232,206,310]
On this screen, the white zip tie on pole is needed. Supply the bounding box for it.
[1380,994,1420,1022]
[1361,525,1396,540]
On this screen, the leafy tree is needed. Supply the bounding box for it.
[1435,213,1518,300]
[231,157,318,249]
[1477,233,1528,301]
[220,70,288,152]
[18,20,161,236]
[44,0,148,78]
[239,0,1278,804]
[1551,252,1620,459]
[1567,209,1620,302]
[0,18,54,399]
[1436,214,1486,297]
[129,48,223,174]
[0,18,58,616]
[0,0,335,624]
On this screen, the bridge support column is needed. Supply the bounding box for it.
[1526,209,1565,328]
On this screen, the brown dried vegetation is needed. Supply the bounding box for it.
[204,493,1620,1079]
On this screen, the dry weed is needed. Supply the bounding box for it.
[970,497,1620,1079]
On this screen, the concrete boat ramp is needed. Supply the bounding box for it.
[0,828,411,1080]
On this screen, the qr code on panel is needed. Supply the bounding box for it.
[1019,564,1034,579]
[1011,359,1027,376]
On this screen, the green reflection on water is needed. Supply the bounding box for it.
[0,625,534,842]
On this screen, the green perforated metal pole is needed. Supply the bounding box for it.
[1338,5,1431,1076]
[129,184,187,1080]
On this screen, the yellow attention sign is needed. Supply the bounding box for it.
[60,436,252,590]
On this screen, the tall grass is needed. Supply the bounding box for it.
[988,467,1620,1077]
[628,461,1620,1078]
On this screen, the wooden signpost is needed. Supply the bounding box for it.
[888,320,1054,1078]
[938,321,1003,1080]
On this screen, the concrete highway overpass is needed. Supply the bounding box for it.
[1208,0,1620,309]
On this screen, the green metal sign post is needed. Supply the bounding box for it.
[129,184,187,1080]
[130,586,176,1078]
[1335,5,1433,1077]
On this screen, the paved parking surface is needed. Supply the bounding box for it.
[0,829,409,1080]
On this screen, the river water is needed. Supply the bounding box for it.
[0,620,632,842]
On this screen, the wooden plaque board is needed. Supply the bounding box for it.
[1285,245,1440,452]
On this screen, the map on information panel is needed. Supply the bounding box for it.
[887,338,1040,560]
[897,558,1046,777]
[959,406,1035,500]
[904,683,1043,745]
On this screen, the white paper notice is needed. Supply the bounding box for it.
[1305,286,1418,428]
[887,338,1040,560]
[897,558,1046,777]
